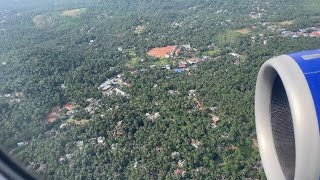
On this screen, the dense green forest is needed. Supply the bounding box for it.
[0,0,320,179]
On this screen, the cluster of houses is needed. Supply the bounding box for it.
[159,56,212,74]
[211,114,220,128]
[170,152,186,176]
[17,141,28,147]
[145,112,160,121]
[76,136,106,148]
[113,121,124,137]
[249,11,263,19]
[0,92,23,103]
[134,25,145,34]
[280,27,320,38]
[191,139,202,149]
[85,98,101,114]
[59,136,106,163]
[145,43,221,75]
[228,53,244,66]
[98,74,130,97]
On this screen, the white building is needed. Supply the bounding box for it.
[97,137,105,144]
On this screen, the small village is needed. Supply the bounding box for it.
[277,26,320,38]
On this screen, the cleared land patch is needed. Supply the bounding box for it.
[62,8,87,17]
[46,106,60,124]
[204,50,220,57]
[235,28,251,34]
[126,57,141,67]
[33,14,54,28]
[147,45,177,58]
[278,20,294,26]
[154,58,169,66]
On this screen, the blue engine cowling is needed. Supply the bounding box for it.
[255,49,320,180]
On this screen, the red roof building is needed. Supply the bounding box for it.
[174,169,184,176]
[187,58,200,64]
[64,103,74,111]
[175,49,181,56]
[179,61,187,68]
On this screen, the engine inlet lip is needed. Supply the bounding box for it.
[255,54,319,180]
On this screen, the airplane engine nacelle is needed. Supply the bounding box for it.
[255,50,320,180]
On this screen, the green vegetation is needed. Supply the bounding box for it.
[62,8,87,17]
[66,118,90,125]
[154,58,170,66]
[0,0,320,179]
[215,30,249,48]
[204,50,220,57]
[126,57,141,67]
[304,0,320,12]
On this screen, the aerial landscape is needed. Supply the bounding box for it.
[0,0,320,179]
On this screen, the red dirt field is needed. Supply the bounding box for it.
[147,45,177,58]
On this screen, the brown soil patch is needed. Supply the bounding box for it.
[147,45,177,58]
[46,106,60,124]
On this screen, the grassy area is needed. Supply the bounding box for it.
[128,51,136,57]
[126,57,141,67]
[153,58,170,66]
[215,30,244,47]
[204,50,220,57]
[240,54,248,61]
[125,50,141,67]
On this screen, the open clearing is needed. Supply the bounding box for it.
[62,8,87,17]
[154,58,169,66]
[278,20,294,26]
[33,14,54,28]
[235,28,251,34]
[46,107,60,124]
[204,50,220,57]
[147,45,177,58]
[126,57,141,67]
[33,8,86,28]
